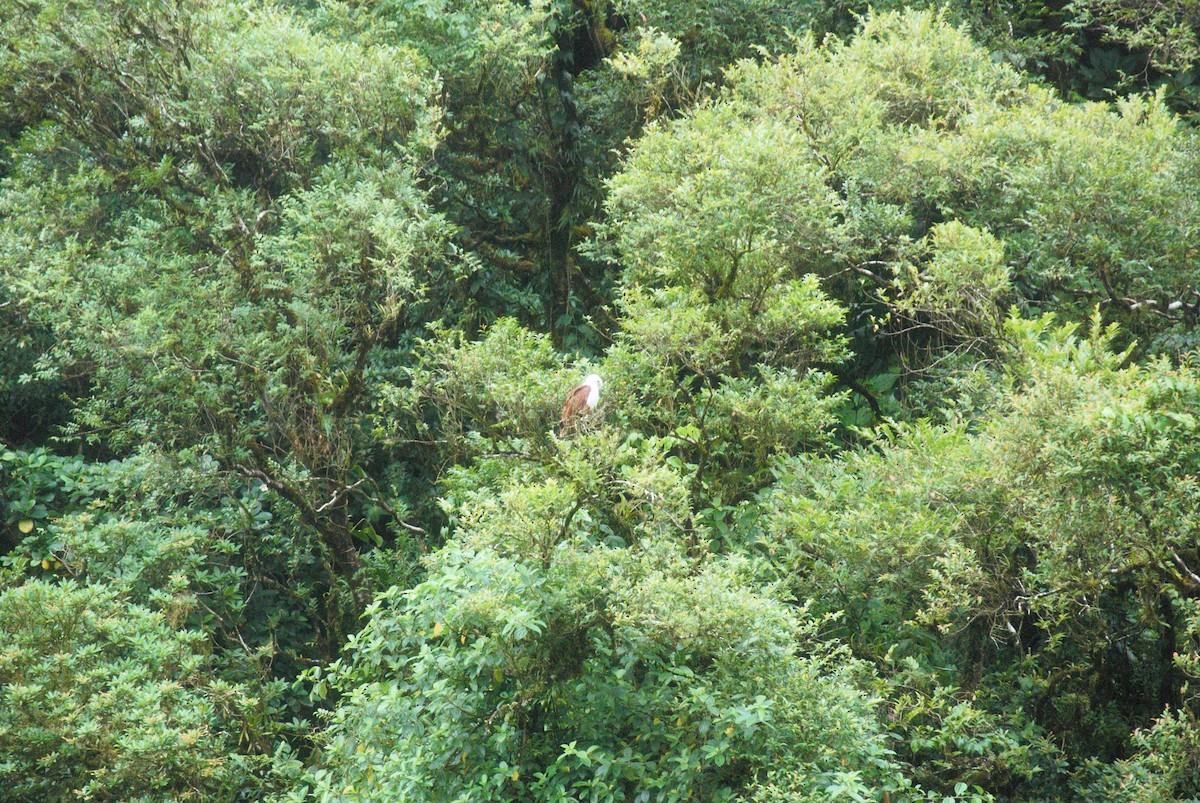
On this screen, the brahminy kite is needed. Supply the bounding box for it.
[560,373,602,434]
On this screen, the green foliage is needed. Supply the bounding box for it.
[0,0,459,619]
[297,538,910,802]
[762,421,978,654]
[391,318,580,465]
[605,26,689,121]
[598,98,852,497]
[0,447,327,751]
[0,579,265,800]
[891,222,1011,344]
[48,453,323,663]
[389,317,700,549]
[316,0,865,341]
[603,7,1200,400]
[312,0,561,326]
[760,313,1200,796]
[0,448,98,568]
[604,108,842,293]
[1070,0,1200,75]
[327,309,908,795]
[0,297,70,444]
[610,0,819,82]
[0,0,440,183]
[4,1,1200,799]
[1087,706,1200,800]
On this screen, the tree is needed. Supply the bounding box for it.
[0,0,460,638]
[759,314,1200,797]
[597,106,851,506]
[296,529,913,801]
[1070,0,1200,76]
[0,579,267,799]
[597,8,1200,418]
[6,1,1200,798]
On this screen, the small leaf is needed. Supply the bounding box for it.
[433,621,444,637]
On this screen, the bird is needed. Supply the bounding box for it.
[559,373,602,435]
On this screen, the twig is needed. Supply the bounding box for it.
[315,478,367,513]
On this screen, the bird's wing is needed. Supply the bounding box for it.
[561,383,590,425]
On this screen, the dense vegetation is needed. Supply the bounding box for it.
[2,0,1199,799]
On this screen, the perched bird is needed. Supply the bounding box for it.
[560,373,602,435]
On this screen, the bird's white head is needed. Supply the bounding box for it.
[583,373,602,408]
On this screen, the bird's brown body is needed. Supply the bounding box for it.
[559,373,602,434]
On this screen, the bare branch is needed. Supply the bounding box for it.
[315,478,368,513]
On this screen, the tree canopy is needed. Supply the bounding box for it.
[2,1,1200,800]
